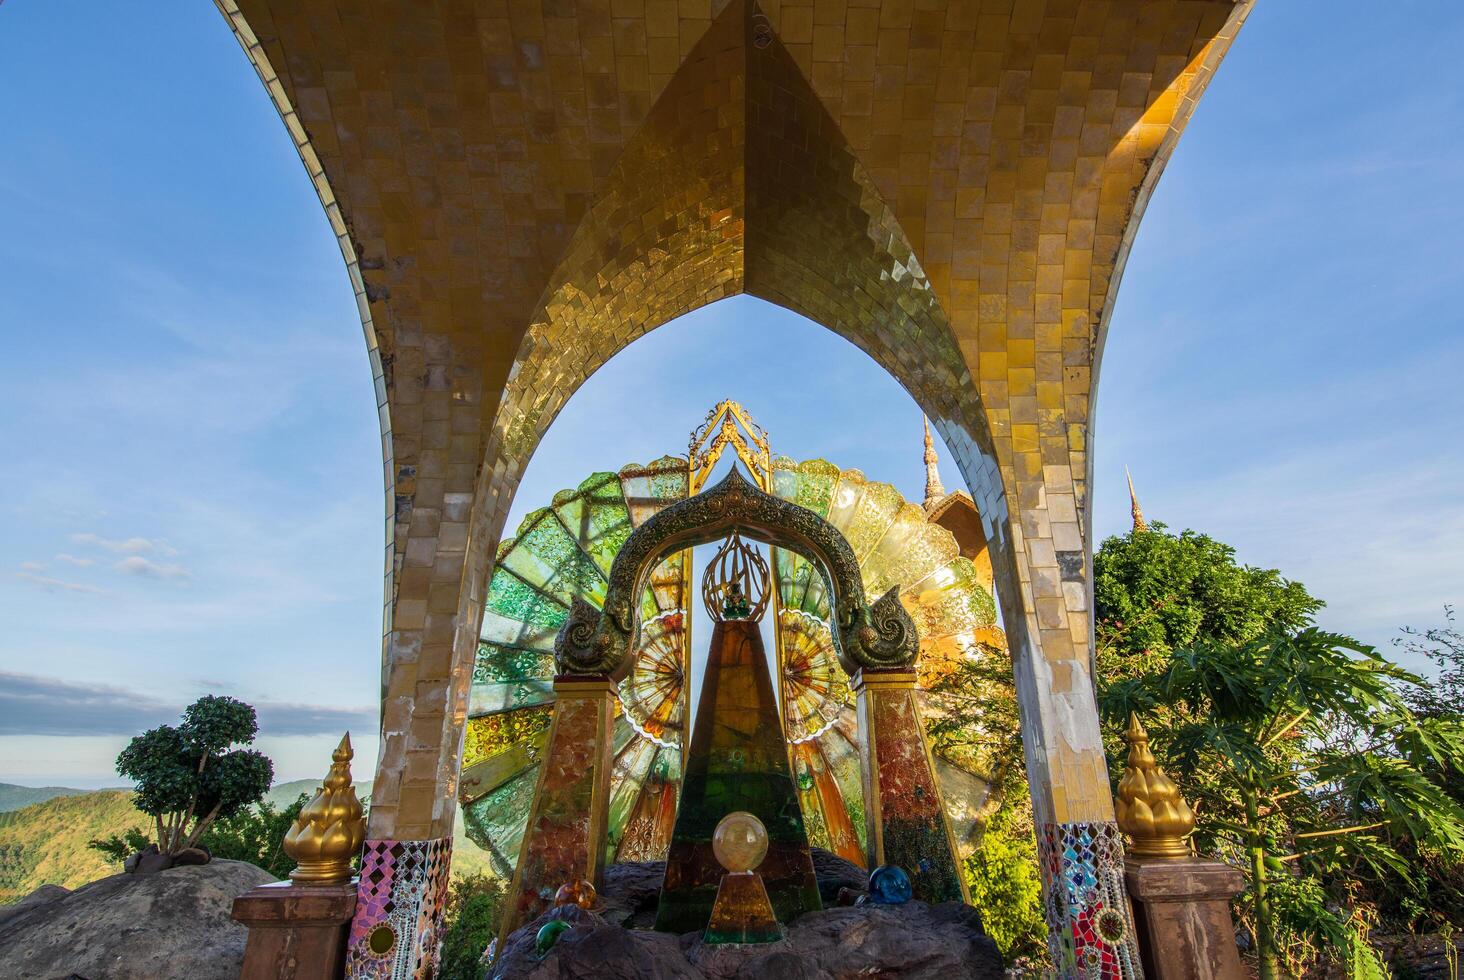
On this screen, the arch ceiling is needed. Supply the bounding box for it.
[216,0,1250,870]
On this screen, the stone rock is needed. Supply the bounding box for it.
[601,860,666,928]
[491,895,1003,979]
[808,850,867,906]
[0,884,71,926]
[597,850,870,930]
[0,859,275,980]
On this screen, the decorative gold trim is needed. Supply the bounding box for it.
[555,467,919,677]
[688,400,772,494]
[849,669,919,691]
[552,675,616,696]
[283,733,367,884]
[1116,713,1195,859]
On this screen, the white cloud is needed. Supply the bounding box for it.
[113,556,188,579]
[0,671,376,738]
[54,554,94,567]
[71,532,174,555]
[19,561,46,572]
[16,571,104,595]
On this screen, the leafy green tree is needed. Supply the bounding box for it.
[961,776,1047,962]
[198,794,308,879]
[115,695,274,855]
[1095,523,1320,673]
[438,871,507,980]
[88,827,153,863]
[1103,628,1464,977]
[925,642,1046,960]
[1096,523,1464,975]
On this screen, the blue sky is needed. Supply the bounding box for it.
[1,2,1460,786]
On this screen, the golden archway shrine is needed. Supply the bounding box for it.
[212,0,1255,973]
[469,405,1009,947]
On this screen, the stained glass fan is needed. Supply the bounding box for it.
[459,456,692,874]
[770,457,1005,867]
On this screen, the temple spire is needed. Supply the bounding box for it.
[1127,467,1150,532]
[923,417,946,511]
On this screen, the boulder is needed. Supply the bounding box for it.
[0,884,71,926]
[491,898,1003,979]
[0,859,275,980]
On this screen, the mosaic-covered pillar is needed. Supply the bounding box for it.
[851,668,967,905]
[497,675,616,943]
[344,838,452,980]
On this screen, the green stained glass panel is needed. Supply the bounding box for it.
[552,471,633,577]
[463,764,540,877]
[499,508,607,607]
[481,570,567,648]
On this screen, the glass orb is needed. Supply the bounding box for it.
[535,918,570,956]
[868,864,912,905]
[712,811,769,873]
[553,878,597,909]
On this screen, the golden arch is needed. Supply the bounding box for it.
[554,466,919,679]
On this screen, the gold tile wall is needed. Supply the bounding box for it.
[220,0,1249,842]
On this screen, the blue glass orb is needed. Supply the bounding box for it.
[535,918,571,956]
[868,865,912,905]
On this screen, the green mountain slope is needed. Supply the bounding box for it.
[0,783,97,813]
[0,791,147,903]
[0,781,494,904]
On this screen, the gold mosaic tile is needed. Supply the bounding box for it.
[220,0,1250,843]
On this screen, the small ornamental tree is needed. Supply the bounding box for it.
[116,695,274,855]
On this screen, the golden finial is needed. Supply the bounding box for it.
[1126,467,1150,532]
[284,732,367,884]
[701,531,770,623]
[1116,713,1194,858]
[923,417,946,511]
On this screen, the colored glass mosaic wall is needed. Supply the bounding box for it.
[1038,821,1141,979]
[345,838,451,980]
[500,682,614,939]
[656,620,821,933]
[460,460,690,875]
[857,678,965,904]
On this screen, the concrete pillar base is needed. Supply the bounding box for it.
[232,879,356,980]
[1124,857,1245,980]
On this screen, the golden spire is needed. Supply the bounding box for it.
[1126,467,1150,532]
[923,417,946,511]
[1116,713,1194,859]
[284,732,367,884]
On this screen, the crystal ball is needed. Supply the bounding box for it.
[712,811,769,873]
[867,864,912,905]
[534,918,570,956]
[553,879,597,909]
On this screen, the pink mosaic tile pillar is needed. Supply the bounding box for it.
[344,837,452,980]
[497,676,615,943]
[852,669,967,905]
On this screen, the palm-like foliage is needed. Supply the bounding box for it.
[1102,628,1464,977]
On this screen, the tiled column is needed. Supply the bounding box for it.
[343,839,452,980]
[851,668,967,905]
[496,675,616,945]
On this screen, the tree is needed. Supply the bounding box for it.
[1103,628,1464,977]
[198,794,309,879]
[1095,524,1464,977]
[924,641,1046,960]
[115,695,274,856]
[1095,522,1320,672]
[437,871,507,980]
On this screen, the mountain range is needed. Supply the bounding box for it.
[0,780,490,905]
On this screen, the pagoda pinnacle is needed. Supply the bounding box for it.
[1127,467,1150,532]
[923,417,946,511]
